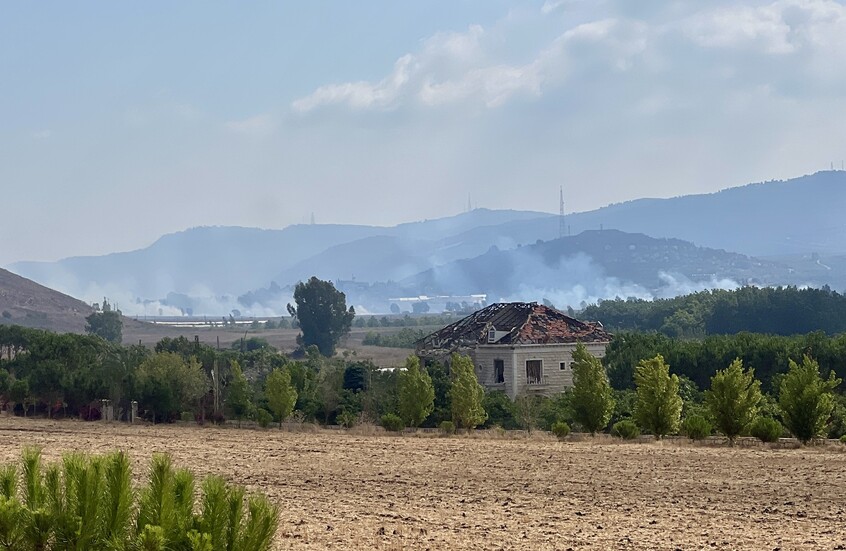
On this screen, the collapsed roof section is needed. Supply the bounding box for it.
[416,302,612,356]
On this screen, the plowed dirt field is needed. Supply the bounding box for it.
[1,417,844,550]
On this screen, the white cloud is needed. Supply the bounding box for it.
[292,0,846,115]
[681,0,846,59]
[292,55,415,112]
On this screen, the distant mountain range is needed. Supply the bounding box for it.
[562,170,846,257]
[10,209,551,301]
[7,170,846,315]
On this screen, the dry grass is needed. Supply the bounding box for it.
[1,416,845,550]
[122,325,414,368]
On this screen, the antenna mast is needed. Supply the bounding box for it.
[559,185,566,239]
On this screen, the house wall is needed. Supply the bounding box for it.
[471,347,515,397]
[473,342,607,399]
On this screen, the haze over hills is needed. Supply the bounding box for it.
[7,171,846,316]
[400,230,796,307]
[10,209,551,308]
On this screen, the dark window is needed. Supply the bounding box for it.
[526,360,543,384]
[494,359,505,384]
[560,361,568,371]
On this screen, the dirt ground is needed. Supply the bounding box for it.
[122,324,415,368]
[1,418,845,550]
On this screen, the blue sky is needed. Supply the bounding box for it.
[2,0,845,265]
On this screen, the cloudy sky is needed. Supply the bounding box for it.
[2,0,845,265]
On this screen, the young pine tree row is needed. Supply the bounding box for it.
[620,354,841,443]
[0,448,278,551]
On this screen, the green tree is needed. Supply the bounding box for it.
[633,354,682,439]
[515,393,543,432]
[287,277,355,356]
[342,362,369,392]
[481,390,519,429]
[0,368,9,398]
[137,353,208,423]
[779,355,841,443]
[704,358,762,444]
[9,378,29,416]
[397,355,435,428]
[84,307,123,344]
[569,342,615,435]
[264,368,297,428]
[27,359,65,418]
[449,354,487,430]
[226,361,253,427]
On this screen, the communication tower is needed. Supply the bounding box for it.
[559,185,566,239]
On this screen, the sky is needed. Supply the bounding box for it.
[2,0,845,266]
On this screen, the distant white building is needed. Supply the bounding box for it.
[416,302,612,399]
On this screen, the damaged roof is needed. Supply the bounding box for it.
[416,302,612,354]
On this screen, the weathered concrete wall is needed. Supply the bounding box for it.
[473,342,607,399]
[471,347,515,397]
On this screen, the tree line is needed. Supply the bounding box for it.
[581,285,846,337]
[603,330,846,392]
[5,322,845,444]
[0,325,488,431]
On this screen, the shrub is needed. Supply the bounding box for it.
[180,411,195,423]
[439,420,456,435]
[840,435,846,445]
[612,419,641,440]
[750,417,783,443]
[551,421,571,440]
[0,448,279,551]
[381,413,405,432]
[681,414,712,440]
[337,410,357,429]
[254,408,273,428]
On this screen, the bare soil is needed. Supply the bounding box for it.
[122,325,416,368]
[1,417,844,550]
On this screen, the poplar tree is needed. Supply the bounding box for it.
[226,361,252,428]
[265,368,298,428]
[397,355,435,428]
[569,342,615,435]
[450,354,487,430]
[634,354,682,439]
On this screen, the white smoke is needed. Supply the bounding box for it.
[491,251,742,310]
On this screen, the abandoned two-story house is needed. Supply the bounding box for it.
[416,302,612,399]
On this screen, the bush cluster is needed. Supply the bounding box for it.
[681,415,712,440]
[612,420,641,440]
[439,421,456,435]
[551,421,571,440]
[381,413,405,432]
[750,417,783,443]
